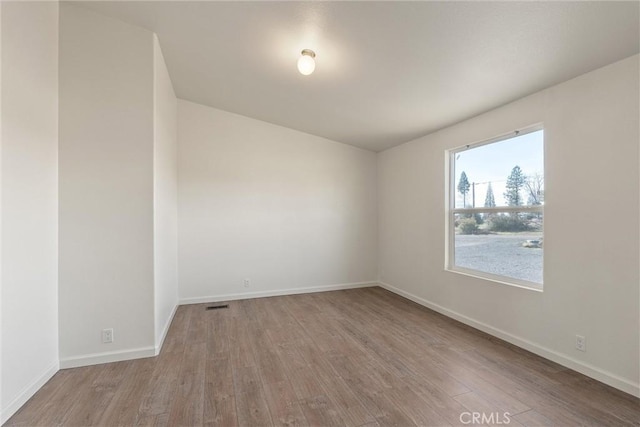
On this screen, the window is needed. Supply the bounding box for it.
[447,126,544,290]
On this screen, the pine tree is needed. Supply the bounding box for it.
[504,166,525,206]
[457,171,470,207]
[484,182,496,208]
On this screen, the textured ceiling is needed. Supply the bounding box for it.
[74,1,639,151]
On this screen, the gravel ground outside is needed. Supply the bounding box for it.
[454,233,543,284]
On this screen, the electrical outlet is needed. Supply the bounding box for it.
[243,278,250,288]
[102,328,114,343]
[575,335,585,352]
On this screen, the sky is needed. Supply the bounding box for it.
[454,130,544,208]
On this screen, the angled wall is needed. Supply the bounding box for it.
[153,35,179,349]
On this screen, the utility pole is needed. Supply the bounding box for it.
[472,182,476,208]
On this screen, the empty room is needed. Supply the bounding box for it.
[1,1,639,426]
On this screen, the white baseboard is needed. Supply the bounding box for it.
[155,302,179,355]
[59,346,156,370]
[1,361,59,425]
[378,281,640,398]
[179,281,378,305]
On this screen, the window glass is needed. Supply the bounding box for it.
[449,128,544,289]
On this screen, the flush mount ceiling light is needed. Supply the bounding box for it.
[297,49,316,75]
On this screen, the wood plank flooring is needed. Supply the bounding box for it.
[6,287,640,426]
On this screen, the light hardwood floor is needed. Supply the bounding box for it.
[6,287,640,426]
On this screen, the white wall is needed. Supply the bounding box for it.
[58,3,155,367]
[378,55,640,396]
[0,1,59,422]
[153,36,178,349]
[1,3,3,417]
[178,100,378,302]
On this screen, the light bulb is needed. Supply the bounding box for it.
[297,49,316,75]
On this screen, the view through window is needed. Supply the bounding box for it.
[449,128,544,289]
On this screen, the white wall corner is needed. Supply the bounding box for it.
[155,303,178,355]
[0,362,59,425]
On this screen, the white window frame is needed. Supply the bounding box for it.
[445,124,544,291]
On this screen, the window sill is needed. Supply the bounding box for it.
[445,266,543,292]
